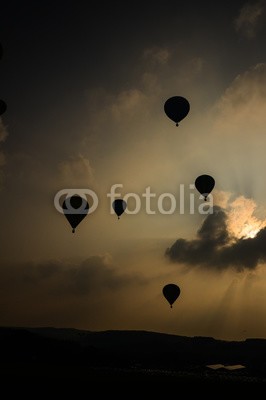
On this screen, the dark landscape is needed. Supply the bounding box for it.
[1,327,266,384]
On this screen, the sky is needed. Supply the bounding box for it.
[1,0,266,340]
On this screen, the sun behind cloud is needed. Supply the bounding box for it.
[224,195,266,240]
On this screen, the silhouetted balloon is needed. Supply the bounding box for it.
[163,284,180,308]
[195,174,215,201]
[164,96,190,126]
[62,194,89,233]
[0,100,7,116]
[112,199,127,219]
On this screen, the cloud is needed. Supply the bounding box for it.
[84,86,153,140]
[58,154,94,187]
[110,88,148,122]
[226,196,266,239]
[203,63,266,200]
[177,57,204,83]
[234,1,265,38]
[214,63,266,129]
[165,198,266,271]
[1,255,137,295]
[0,254,148,328]
[65,256,135,295]
[143,46,171,65]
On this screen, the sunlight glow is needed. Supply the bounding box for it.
[237,223,260,239]
[226,196,266,240]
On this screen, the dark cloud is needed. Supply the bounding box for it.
[0,256,139,297]
[165,206,266,271]
[234,1,265,39]
[66,257,135,295]
[0,255,147,328]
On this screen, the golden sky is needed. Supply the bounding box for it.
[1,1,266,340]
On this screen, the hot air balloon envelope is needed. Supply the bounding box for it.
[195,175,215,201]
[164,96,190,126]
[62,194,89,233]
[163,284,181,308]
[112,199,127,219]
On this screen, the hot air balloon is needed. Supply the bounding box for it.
[112,199,127,219]
[162,284,180,308]
[164,96,190,126]
[0,100,7,116]
[195,174,215,201]
[62,194,89,233]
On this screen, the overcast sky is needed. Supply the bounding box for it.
[1,0,266,340]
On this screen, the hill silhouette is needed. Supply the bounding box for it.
[1,327,266,384]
